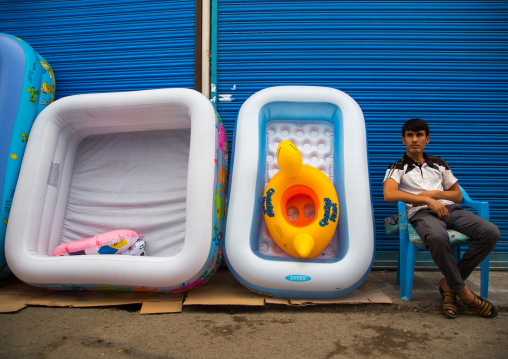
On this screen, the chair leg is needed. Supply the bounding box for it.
[452,245,461,263]
[480,255,489,299]
[396,252,401,285]
[401,242,418,301]
[399,234,409,300]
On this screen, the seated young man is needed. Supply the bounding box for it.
[383,118,500,318]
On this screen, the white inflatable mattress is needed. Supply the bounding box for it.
[60,129,190,257]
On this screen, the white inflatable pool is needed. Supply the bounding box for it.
[225,86,374,298]
[5,88,228,291]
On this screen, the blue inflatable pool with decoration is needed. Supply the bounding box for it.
[0,33,55,279]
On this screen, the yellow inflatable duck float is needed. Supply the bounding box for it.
[262,140,339,258]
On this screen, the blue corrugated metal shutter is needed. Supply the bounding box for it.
[0,0,196,99]
[216,1,508,267]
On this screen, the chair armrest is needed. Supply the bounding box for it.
[459,185,489,220]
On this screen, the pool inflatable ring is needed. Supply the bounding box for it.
[263,141,339,258]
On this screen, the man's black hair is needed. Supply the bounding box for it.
[402,118,429,137]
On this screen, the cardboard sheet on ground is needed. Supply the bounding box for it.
[0,270,391,314]
[0,279,184,314]
[185,271,392,306]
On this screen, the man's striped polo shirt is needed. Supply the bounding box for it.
[383,152,458,218]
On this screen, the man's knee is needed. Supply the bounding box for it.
[482,222,500,250]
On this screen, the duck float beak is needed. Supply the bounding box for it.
[293,233,315,257]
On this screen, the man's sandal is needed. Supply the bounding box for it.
[439,287,458,319]
[463,292,498,318]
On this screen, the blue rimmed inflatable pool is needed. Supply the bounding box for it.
[225,86,375,298]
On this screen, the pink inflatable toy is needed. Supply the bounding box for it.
[52,229,144,256]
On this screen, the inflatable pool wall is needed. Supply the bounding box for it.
[0,33,55,280]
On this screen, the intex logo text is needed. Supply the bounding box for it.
[285,275,311,282]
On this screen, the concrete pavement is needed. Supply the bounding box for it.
[1,269,507,359]
[369,269,508,313]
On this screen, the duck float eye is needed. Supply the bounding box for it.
[262,141,339,258]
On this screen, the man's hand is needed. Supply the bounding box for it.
[426,198,449,220]
[413,193,450,219]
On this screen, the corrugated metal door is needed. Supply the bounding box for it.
[216,1,508,267]
[0,0,196,99]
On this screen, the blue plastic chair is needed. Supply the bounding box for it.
[384,185,490,301]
